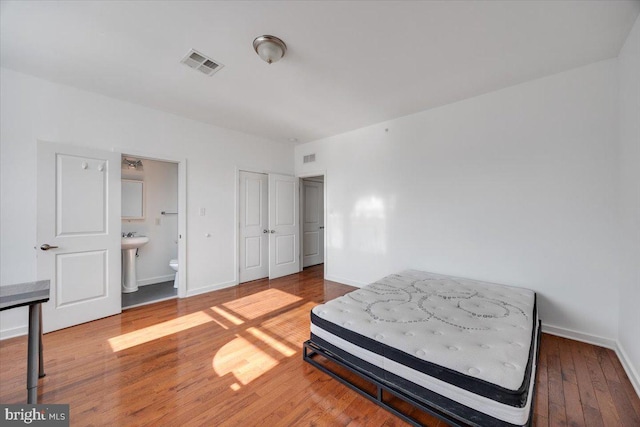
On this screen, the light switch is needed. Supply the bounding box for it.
[199,207,206,216]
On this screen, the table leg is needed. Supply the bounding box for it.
[39,304,45,378]
[27,303,40,404]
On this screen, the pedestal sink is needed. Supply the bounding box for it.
[121,236,149,293]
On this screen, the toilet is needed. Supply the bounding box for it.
[169,258,179,289]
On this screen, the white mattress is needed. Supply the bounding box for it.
[310,270,538,425]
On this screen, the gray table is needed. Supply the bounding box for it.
[0,280,50,404]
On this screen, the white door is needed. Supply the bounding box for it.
[268,174,300,279]
[239,171,269,283]
[303,180,324,267]
[37,141,121,333]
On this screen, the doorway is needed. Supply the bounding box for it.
[301,176,325,268]
[121,157,180,309]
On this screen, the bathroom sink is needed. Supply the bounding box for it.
[121,236,149,293]
[121,236,149,250]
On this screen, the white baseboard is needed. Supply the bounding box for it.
[541,323,617,349]
[0,325,28,340]
[138,274,175,287]
[324,274,367,288]
[542,323,640,398]
[185,279,238,297]
[614,341,640,398]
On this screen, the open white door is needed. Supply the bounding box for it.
[37,141,121,332]
[302,180,324,267]
[239,171,269,283]
[268,174,300,279]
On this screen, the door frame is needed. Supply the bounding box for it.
[119,149,187,298]
[297,170,327,278]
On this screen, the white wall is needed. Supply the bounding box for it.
[617,15,640,392]
[122,158,179,286]
[0,67,293,337]
[296,59,621,343]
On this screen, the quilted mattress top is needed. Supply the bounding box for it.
[311,270,536,391]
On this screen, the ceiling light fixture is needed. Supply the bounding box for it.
[122,158,143,171]
[253,35,287,64]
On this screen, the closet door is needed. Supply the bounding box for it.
[239,171,269,283]
[268,174,300,279]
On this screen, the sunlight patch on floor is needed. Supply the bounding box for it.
[213,334,280,385]
[221,288,302,320]
[211,306,244,325]
[108,310,215,352]
[246,326,296,357]
[108,288,303,352]
[258,301,318,347]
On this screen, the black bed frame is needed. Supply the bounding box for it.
[302,321,540,427]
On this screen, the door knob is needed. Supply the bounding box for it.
[319,226,325,229]
[40,244,59,251]
[270,230,276,233]
[263,229,269,234]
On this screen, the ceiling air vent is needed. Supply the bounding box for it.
[181,49,224,76]
[303,154,316,164]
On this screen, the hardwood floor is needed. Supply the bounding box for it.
[1,265,638,426]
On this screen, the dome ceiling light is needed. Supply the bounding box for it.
[253,35,287,64]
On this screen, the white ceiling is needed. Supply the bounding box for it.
[1,1,639,144]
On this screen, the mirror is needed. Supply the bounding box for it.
[122,180,144,219]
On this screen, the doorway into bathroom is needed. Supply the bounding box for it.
[121,156,180,309]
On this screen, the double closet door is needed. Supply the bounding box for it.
[239,171,300,283]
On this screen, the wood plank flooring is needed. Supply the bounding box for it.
[1,265,638,426]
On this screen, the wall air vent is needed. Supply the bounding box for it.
[303,154,316,164]
[181,49,224,76]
